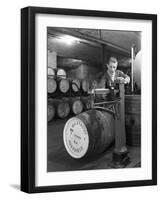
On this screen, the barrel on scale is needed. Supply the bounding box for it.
[63,109,115,159]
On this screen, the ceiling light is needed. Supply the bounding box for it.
[60,35,80,45]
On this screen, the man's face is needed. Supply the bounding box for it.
[107,57,118,74]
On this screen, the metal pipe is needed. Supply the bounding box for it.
[131,45,135,93]
[93,106,115,117]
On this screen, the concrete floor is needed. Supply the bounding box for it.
[47,117,141,172]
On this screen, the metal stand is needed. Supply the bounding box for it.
[92,84,130,168]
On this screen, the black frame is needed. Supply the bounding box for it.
[21,6,157,193]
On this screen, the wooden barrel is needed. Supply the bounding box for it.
[53,99,70,119]
[57,68,66,78]
[133,51,141,90]
[47,103,55,122]
[63,109,115,159]
[70,98,83,115]
[58,78,70,94]
[62,97,83,115]
[71,79,81,93]
[125,95,141,146]
[47,78,57,94]
[48,67,56,77]
[81,79,90,94]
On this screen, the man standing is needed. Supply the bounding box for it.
[100,56,130,88]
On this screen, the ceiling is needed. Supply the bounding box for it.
[48,27,141,56]
[72,28,141,54]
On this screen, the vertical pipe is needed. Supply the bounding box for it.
[102,44,106,71]
[131,45,134,93]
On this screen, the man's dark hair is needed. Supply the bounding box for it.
[107,55,118,64]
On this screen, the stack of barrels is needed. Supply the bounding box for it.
[48,67,70,97]
[48,67,93,122]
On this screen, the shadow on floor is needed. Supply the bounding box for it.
[10,184,20,191]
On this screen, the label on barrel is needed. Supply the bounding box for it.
[63,118,89,158]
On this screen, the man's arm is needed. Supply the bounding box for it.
[98,74,106,88]
[116,70,130,84]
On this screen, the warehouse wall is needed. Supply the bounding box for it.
[66,62,102,80]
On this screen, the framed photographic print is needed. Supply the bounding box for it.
[21,6,157,193]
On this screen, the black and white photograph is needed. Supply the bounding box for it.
[47,27,141,172]
[21,7,157,193]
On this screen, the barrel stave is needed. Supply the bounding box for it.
[95,111,114,154]
[76,110,101,157]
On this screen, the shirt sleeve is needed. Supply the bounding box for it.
[117,70,128,78]
[117,70,130,83]
[116,70,130,83]
[99,75,106,88]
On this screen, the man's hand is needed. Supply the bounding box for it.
[116,77,126,84]
[116,77,130,84]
